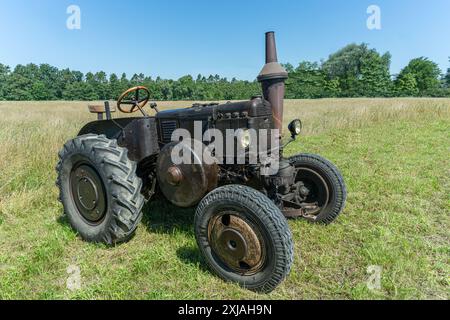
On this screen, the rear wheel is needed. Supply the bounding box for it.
[195,185,294,293]
[285,153,346,224]
[56,134,145,245]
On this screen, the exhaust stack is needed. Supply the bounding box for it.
[258,32,288,135]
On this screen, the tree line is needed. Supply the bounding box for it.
[0,43,449,101]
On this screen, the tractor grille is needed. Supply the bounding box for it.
[160,120,178,143]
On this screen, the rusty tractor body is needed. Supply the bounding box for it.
[56,32,347,293]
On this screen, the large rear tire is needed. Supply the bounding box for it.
[195,185,294,293]
[56,134,145,245]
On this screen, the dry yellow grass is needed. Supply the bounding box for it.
[1,98,446,179]
[283,98,450,134]
[1,97,449,134]
[0,99,448,174]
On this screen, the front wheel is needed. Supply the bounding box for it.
[285,154,347,224]
[194,185,294,293]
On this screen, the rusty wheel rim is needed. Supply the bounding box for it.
[70,163,107,224]
[296,167,330,218]
[208,212,266,275]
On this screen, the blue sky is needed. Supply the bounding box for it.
[0,0,449,80]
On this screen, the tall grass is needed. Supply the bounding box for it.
[282,98,450,135]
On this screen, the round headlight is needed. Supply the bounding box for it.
[239,129,251,149]
[288,119,302,137]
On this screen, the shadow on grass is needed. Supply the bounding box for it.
[56,196,209,271]
[56,196,196,239]
[57,215,70,228]
[57,214,84,242]
[176,245,210,273]
[141,196,196,237]
[142,196,210,272]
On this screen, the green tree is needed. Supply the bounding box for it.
[323,78,341,97]
[84,72,100,100]
[130,73,145,87]
[119,73,130,96]
[31,81,52,100]
[109,73,122,99]
[445,57,450,87]
[38,64,60,99]
[157,78,174,100]
[4,64,40,100]
[359,51,392,97]
[2,47,446,101]
[173,75,195,100]
[394,72,419,96]
[396,57,441,96]
[322,44,366,96]
[94,71,109,100]
[322,43,392,97]
[58,68,82,98]
[0,63,10,100]
[285,62,327,99]
[62,81,98,101]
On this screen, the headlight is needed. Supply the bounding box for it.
[288,119,302,137]
[239,129,251,149]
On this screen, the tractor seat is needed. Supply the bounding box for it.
[88,102,116,120]
[88,104,117,114]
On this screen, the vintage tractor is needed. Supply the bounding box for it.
[56,32,346,293]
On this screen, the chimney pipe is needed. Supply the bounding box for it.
[265,32,278,63]
[258,32,288,135]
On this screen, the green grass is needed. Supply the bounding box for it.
[0,99,449,299]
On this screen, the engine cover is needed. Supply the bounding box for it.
[156,139,219,208]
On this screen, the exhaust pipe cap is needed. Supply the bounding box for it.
[258,31,288,82]
[257,63,288,82]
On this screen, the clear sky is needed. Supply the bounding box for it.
[0,0,449,80]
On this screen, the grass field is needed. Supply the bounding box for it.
[0,98,449,300]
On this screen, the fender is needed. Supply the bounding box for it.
[78,117,160,162]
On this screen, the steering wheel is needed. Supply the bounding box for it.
[117,86,150,115]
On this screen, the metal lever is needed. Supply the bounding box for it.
[150,102,159,113]
[104,101,112,120]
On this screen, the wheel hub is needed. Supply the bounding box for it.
[166,166,184,186]
[77,176,98,210]
[70,164,107,223]
[209,213,264,274]
[217,229,248,261]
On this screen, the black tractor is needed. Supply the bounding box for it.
[56,32,346,293]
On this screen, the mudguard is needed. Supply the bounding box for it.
[78,117,160,162]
